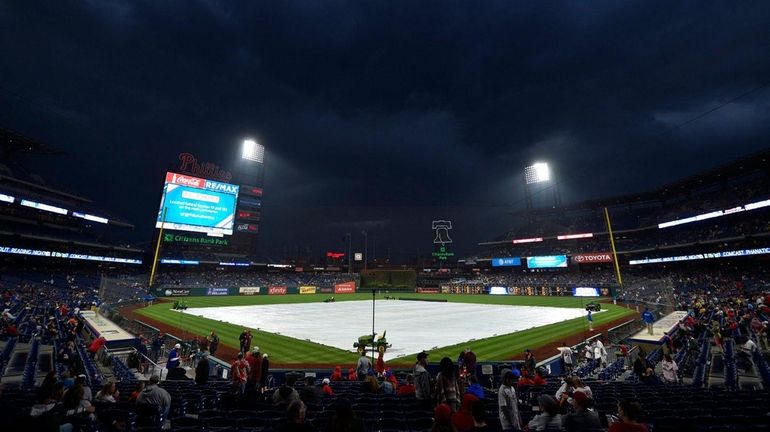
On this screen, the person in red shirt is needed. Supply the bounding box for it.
[330,366,343,381]
[397,375,416,396]
[347,367,357,381]
[517,370,534,390]
[375,351,385,376]
[533,369,547,386]
[88,336,106,358]
[608,400,648,432]
[246,347,262,390]
[451,393,478,432]
[230,352,250,395]
[321,378,334,396]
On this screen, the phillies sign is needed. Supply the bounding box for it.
[178,152,232,182]
[572,253,613,264]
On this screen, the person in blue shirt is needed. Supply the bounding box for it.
[166,343,181,370]
[587,310,593,331]
[642,308,655,335]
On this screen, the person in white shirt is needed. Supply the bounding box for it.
[595,337,608,366]
[498,371,521,431]
[743,338,758,353]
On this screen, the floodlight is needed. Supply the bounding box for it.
[524,162,550,184]
[242,139,265,163]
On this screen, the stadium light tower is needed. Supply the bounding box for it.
[242,139,265,163]
[524,162,550,184]
[523,161,560,210]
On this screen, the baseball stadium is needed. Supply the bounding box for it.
[2,3,770,432]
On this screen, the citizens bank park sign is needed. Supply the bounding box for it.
[572,253,613,264]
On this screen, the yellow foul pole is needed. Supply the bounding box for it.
[149,207,168,288]
[604,207,623,288]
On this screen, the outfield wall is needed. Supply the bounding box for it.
[155,280,357,297]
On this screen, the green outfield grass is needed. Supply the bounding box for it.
[135,294,635,365]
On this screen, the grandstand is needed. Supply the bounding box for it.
[0,129,769,431]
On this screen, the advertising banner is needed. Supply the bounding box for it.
[572,253,613,264]
[206,287,230,296]
[318,287,334,293]
[299,286,317,294]
[334,281,356,294]
[269,286,287,295]
[573,287,601,297]
[491,257,522,267]
[489,286,509,295]
[239,287,261,295]
[416,288,439,293]
[163,289,191,297]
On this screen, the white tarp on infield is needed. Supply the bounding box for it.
[180,300,599,361]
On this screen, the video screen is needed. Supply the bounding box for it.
[526,255,568,268]
[573,287,601,297]
[156,172,239,236]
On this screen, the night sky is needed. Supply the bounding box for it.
[1,1,769,262]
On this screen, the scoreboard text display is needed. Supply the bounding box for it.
[157,172,239,236]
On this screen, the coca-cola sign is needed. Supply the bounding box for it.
[166,172,204,188]
[572,253,613,264]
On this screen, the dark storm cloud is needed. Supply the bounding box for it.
[1,0,769,259]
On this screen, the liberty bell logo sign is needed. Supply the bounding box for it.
[432,220,453,245]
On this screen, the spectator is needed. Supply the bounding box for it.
[595,336,608,367]
[61,384,95,427]
[136,376,172,419]
[437,356,461,412]
[321,378,334,396]
[330,366,343,381]
[471,399,494,431]
[533,369,547,386]
[94,382,118,403]
[559,343,574,374]
[300,377,324,406]
[452,393,479,432]
[356,351,372,381]
[660,354,678,384]
[432,403,457,432]
[195,352,210,385]
[517,370,534,390]
[127,382,144,403]
[562,391,601,432]
[642,308,655,335]
[273,375,301,406]
[150,335,162,362]
[208,331,219,357]
[231,352,250,395]
[261,353,270,393]
[523,349,537,376]
[347,367,357,381]
[362,375,380,394]
[72,376,92,402]
[464,347,477,378]
[166,343,181,370]
[275,400,315,432]
[397,375,416,396]
[415,351,432,406]
[527,394,563,431]
[87,336,106,359]
[465,375,485,400]
[608,400,648,432]
[498,371,522,431]
[324,399,366,432]
[30,382,72,432]
[246,346,263,390]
